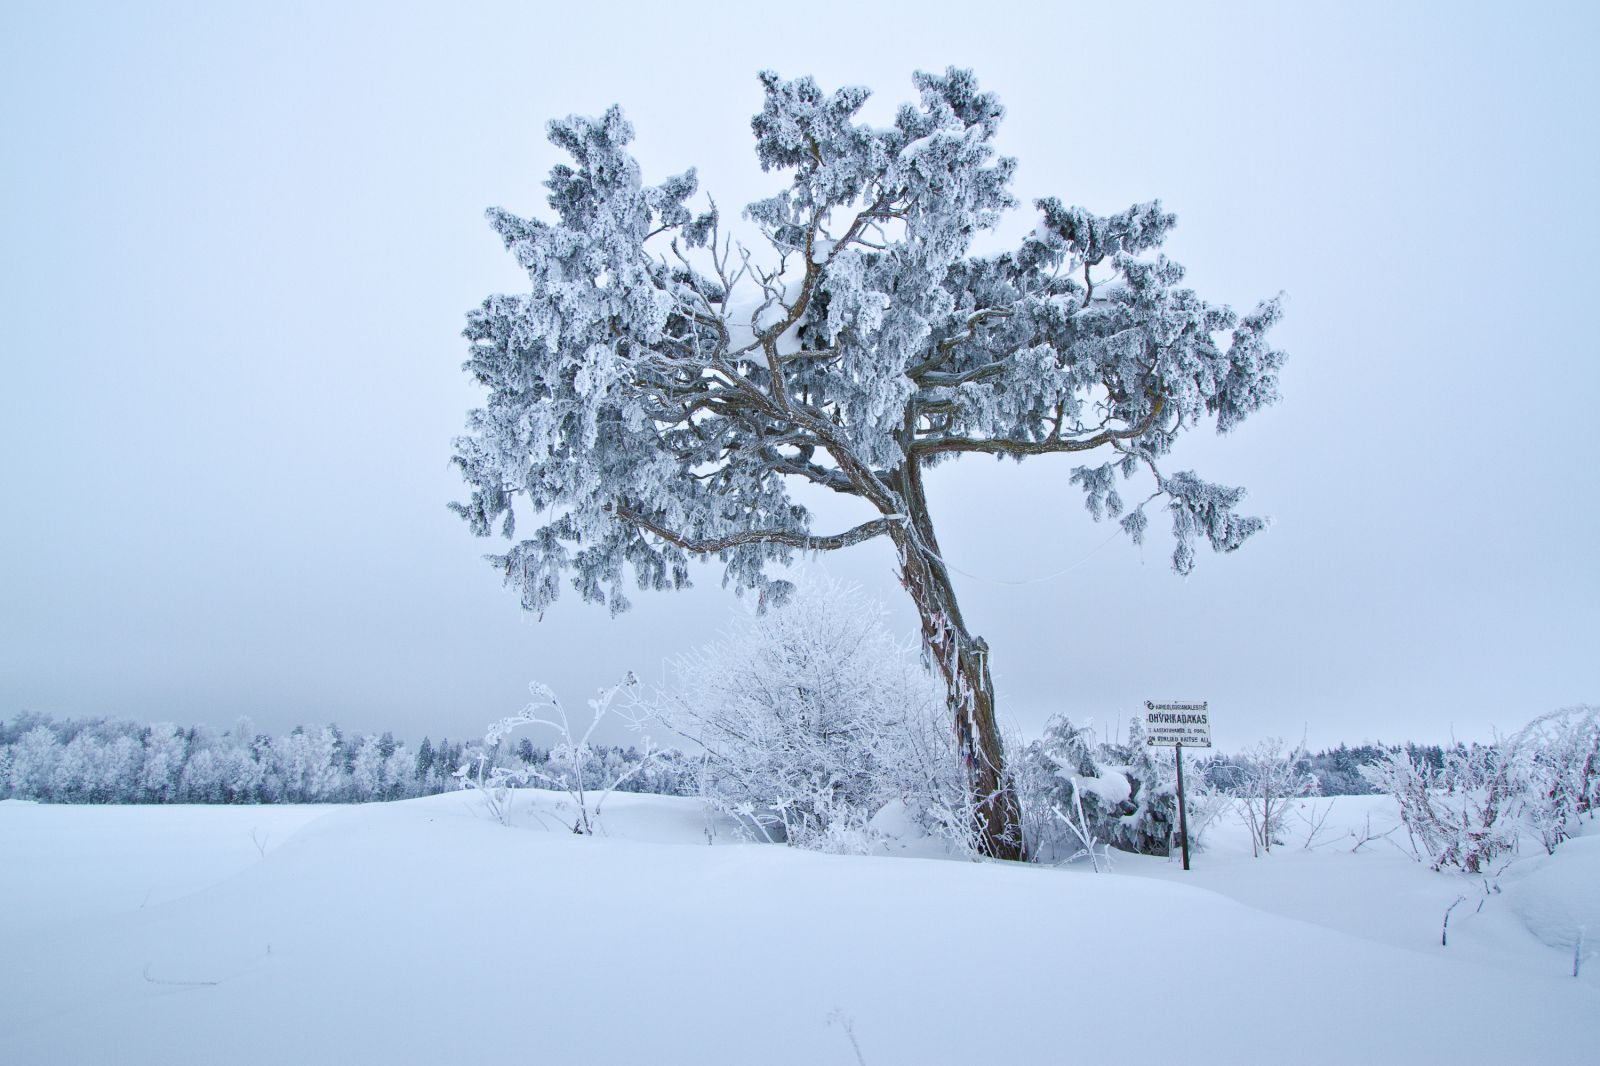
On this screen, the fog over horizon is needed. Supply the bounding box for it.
[2,1,1595,752]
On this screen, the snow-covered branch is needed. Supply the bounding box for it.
[609,504,895,555]
[910,395,1165,458]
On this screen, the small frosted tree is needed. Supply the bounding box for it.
[451,69,1285,858]
[1226,737,1319,857]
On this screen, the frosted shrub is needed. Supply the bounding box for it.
[1221,737,1319,857]
[1364,706,1599,871]
[653,578,970,852]
[789,815,888,856]
[1104,720,1200,854]
[1362,743,1519,872]
[1513,705,1599,853]
[1019,717,1187,860]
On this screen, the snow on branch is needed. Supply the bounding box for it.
[609,504,896,555]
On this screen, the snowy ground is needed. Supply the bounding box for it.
[2,792,1595,1065]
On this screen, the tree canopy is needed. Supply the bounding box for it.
[451,68,1283,611]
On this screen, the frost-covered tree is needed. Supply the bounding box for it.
[381,743,416,801]
[8,726,61,799]
[275,726,344,802]
[138,723,190,803]
[451,69,1285,858]
[351,735,386,800]
[182,742,262,804]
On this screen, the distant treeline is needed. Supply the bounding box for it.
[0,713,697,805]
[0,712,1447,806]
[1208,743,1449,797]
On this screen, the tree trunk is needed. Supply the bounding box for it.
[891,461,1025,861]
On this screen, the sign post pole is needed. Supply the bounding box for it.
[1174,741,1190,871]
[1143,700,1210,872]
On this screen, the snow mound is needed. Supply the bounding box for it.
[1504,832,1600,952]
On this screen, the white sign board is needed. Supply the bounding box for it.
[1143,701,1212,748]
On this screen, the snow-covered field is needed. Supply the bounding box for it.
[2,792,1595,1065]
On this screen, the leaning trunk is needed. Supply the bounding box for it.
[891,462,1024,861]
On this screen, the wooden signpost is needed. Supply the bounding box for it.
[1144,700,1211,871]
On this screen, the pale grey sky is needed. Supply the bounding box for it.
[2,1,1595,750]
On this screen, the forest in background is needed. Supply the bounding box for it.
[0,709,1424,806]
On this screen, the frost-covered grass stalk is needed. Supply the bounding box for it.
[1442,895,1466,947]
[457,674,662,834]
[1051,789,1105,872]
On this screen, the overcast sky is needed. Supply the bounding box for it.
[2,1,1595,751]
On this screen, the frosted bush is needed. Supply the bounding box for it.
[1018,716,1198,860]
[1362,743,1518,872]
[1222,737,1319,857]
[1513,705,1599,853]
[651,577,971,852]
[1361,706,1598,872]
